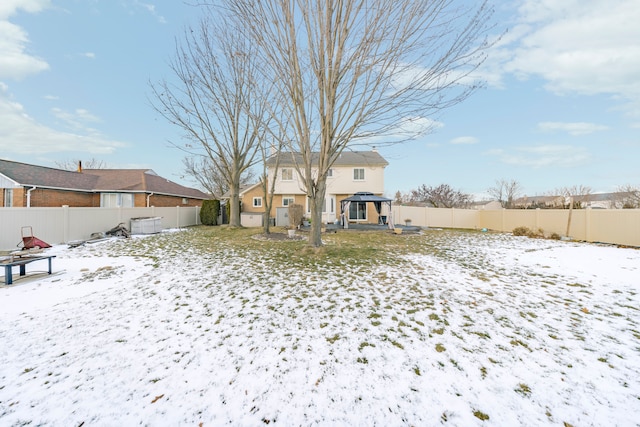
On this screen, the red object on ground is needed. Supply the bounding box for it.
[20,226,52,249]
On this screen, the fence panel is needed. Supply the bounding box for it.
[589,209,640,247]
[1,206,201,251]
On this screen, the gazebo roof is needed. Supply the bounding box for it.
[340,192,392,203]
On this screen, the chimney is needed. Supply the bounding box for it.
[77,160,82,173]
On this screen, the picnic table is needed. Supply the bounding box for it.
[1,255,56,285]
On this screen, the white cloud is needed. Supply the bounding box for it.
[497,0,640,116]
[83,52,96,59]
[450,136,478,145]
[0,0,49,20]
[0,20,49,79]
[0,86,126,155]
[488,144,590,168]
[538,121,609,136]
[133,1,166,24]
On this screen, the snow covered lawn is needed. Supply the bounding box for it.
[1,228,639,426]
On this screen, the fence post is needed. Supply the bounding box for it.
[62,205,69,244]
[424,207,428,228]
[585,207,592,242]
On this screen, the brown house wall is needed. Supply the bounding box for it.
[5,187,205,208]
[145,194,205,208]
[24,188,97,207]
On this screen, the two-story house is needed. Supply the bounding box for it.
[240,150,388,225]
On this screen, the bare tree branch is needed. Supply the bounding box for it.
[224,0,497,245]
[150,11,268,226]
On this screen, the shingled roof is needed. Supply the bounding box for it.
[0,159,209,199]
[265,150,388,167]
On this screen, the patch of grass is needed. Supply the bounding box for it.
[515,383,531,396]
[473,410,490,421]
[435,343,446,353]
[326,334,340,344]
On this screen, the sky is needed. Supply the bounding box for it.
[1,0,639,199]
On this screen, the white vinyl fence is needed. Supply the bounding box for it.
[0,206,200,251]
[392,206,640,247]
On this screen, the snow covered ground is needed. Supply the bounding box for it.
[1,228,639,426]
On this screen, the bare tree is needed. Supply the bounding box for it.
[488,179,521,209]
[55,158,106,171]
[554,185,593,209]
[223,0,497,246]
[614,184,640,208]
[151,12,267,227]
[182,156,255,199]
[410,184,472,208]
[393,191,407,205]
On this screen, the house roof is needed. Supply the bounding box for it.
[221,182,262,199]
[266,150,388,167]
[0,159,209,199]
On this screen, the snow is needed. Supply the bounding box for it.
[1,229,639,426]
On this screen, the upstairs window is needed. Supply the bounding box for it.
[281,168,293,181]
[353,168,365,180]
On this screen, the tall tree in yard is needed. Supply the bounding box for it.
[224,0,496,246]
[151,12,268,227]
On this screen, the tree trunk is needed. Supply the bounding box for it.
[308,181,326,247]
[228,190,241,227]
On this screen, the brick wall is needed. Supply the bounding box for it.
[23,188,97,207]
[144,193,205,208]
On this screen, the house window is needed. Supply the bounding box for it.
[349,202,367,220]
[282,196,295,206]
[327,168,333,177]
[281,168,293,181]
[100,193,134,208]
[3,189,13,207]
[253,197,262,207]
[307,196,335,214]
[353,168,365,180]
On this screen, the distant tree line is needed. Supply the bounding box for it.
[394,179,640,209]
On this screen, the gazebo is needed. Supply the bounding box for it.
[340,192,393,229]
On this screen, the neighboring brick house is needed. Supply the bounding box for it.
[262,150,389,224]
[0,159,209,208]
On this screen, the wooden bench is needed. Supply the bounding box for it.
[1,255,56,285]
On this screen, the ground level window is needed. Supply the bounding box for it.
[282,196,295,206]
[100,193,134,208]
[3,189,13,207]
[253,197,262,207]
[349,201,366,220]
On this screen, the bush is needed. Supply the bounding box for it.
[513,226,547,238]
[288,204,304,228]
[200,199,220,226]
[549,232,561,240]
[512,226,531,237]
